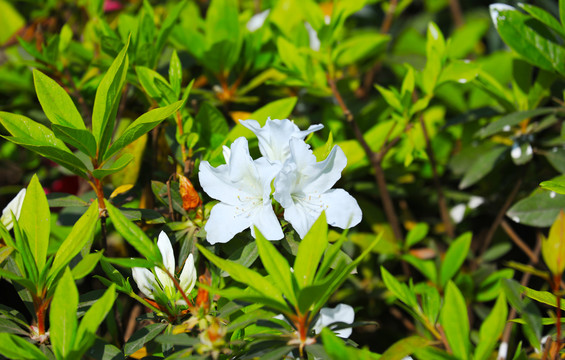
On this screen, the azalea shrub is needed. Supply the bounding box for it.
[1,0,565,359]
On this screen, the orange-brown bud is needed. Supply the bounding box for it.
[179,174,202,211]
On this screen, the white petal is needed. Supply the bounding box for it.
[155,232,176,294]
[131,267,156,299]
[319,189,362,229]
[205,202,252,244]
[227,137,256,183]
[282,201,319,239]
[251,203,284,240]
[314,304,355,338]
[300,144,347,194]
[1,189,26,231]
[179,253,197,294]
[254,157,282,201]
[198,161,241,205]
[246,9,270,32]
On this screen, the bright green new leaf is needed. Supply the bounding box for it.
[293,212,328,288]
[332,32,389,67]
[0,112,88,178]
[405,223,429,249]
[136,66,176,106]
[475,293,508,360]
[49,200,98,282]
[381,267,417,308]
[521,285,565,310]
[105,201,161,263]
[92,153,134,179]
[205,0,239,50]
[169,50,182,97]
[380,335,432,360]
[375,85,403,113]
[105,100,183,160]
[52,124,97,158]
[437,61,479,86]
[440,282,470,360]
[71,251,104,280]
[542,210,565,275]
[197,244,288,309]
[254,227,296,305]
[19,174,49,273]
[50,268,78,360]
[92,41,129,160]
[540,180,565,195]
[33,70,85,130]
[0,333,48,360]
[439,232,471,287]
[73,284,116,354]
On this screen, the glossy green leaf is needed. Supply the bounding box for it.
[381,267,417,308]
[439,232,471,287]
[518,3,565,39]
[72,251,103,280]
[437,61,478,85]
[459,146,506,189]
[136,66,176,107]
[124,323,167,356]
[333,32,389,67]
[490,4,565,75]
[440,282,470,360]
[105,100,183,160]
[0,333,48,360]
[0,112,88,177]
[475,293,508,360]
[380,335,432,360]
[169,50,182,97]
[205,0,239,51]
[507,190,565,227]
[405,223,429,249]
[52,124,97,158]
[49,201,98,281]
[105,201,161,263]
[33,70,85,130]
[92,41,129,160]
[254,228,295,305]
[103,256,155,269]
[197,244,287,308]
[155,0,187,66]
[196,102,229,149]
[502,279,542,350]
[293,212,328,288]
[479,108,556,138]
[50,268,78,360]
[19,174,49,273]
[73,284,116,353]
[521,285,565,310]
[92,153,134,179]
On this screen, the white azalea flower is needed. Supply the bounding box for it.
[246,9,270,32]
[312,304,355,338]
[132,231,196,304]
[274,138,362,238]
[198,137,283,244]
[240,118,323,165]
[1,188,26,231]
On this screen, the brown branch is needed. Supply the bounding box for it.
[500,220,538,263]
[448,0,465,28]
[419,114,454,238]
[327,74,403,240]
[380,0,398,34]
[479,178,523,259]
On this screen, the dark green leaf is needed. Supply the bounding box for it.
[459,146,506,189]
[46,193,88,207]
[479,108,556,138]
[380,335,432,360]
[196,102,229,149]
[92,153,134,179]
[52,124,97,158]
[124,323,168,355]
[518,3,565,38]
[507,189,565,227]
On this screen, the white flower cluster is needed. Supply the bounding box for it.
[198,118,362,245]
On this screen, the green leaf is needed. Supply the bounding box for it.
[50,268,78,360]
[105,201,161,263]
[124,323,167,356]
[196,102,229,149]
[196,244,288,309]
[52,124,97,158]
[380,335,432,360]
[73,284,116,354]
[490,4,565,75]
[479,108,556,138]
[381,267,417,308]
[459,146,506,189]
[154,0,187,66]
[135,66,176,107]
[440,282,470,360]
[540,180,565,195]
[72,251,104,280]
[439,232,471,287]
[254,228,295,305]
[375,85,403,113]
[293,212,328,288]
[103,256,156,269]
[49,201,98,281]
[92,153,134,179]
[92,41,129,160]
[33,70,85,130]
[502,279,542,350]
[332,32,389,67]
[474,293,508,360]
[0,112,88,177]
[518,3,565,39]
[507,189,565,227]
[521,285,565,310]
[205,0,239,51]
[0,333,48,360]
[405,223,429,249]
[542,210,565,275]
[169,50,182,97]
[46,193,88,207]
[437,61,479,85]
[20,174,49,273]
[105,100,183,160]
